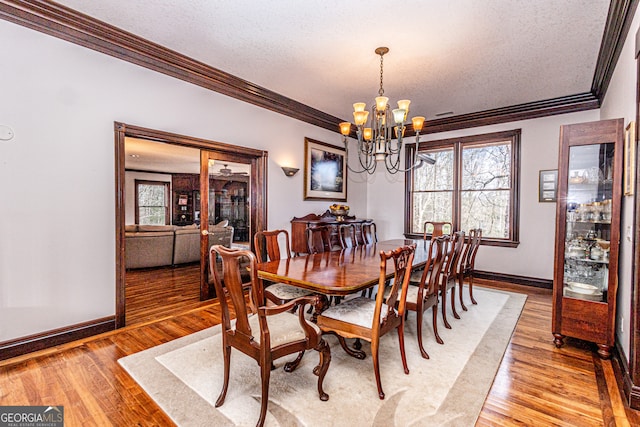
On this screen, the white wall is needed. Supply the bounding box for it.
[0,20,366,342]
[367,110,600,280]
[599,8,640,360]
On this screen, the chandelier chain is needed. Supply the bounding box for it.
[378,52,384,96]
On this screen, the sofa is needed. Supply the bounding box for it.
[125,222,234,269]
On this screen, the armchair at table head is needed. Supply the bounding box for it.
[423,221,452,239]
[209,244,331,427]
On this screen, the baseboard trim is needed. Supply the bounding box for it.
[474,270,553,289]
[0,316,115,361]
[613,340,640,409]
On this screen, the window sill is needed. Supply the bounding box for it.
[403,233,520,248]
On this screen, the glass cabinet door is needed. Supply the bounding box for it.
[562,143,614,302]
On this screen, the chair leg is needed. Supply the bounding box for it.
[284,350,305,372]
[215,345,231,407]
[469,274,478,305]
[315,339,331,401]
[458,275,468,311]
[371,337,384,400]
[431,304,444,344]
[397,321,409,375]
[416,308,429,359]
[335,334,366,360]
[451,287,460,320]
[441,288,452,329]
[257,356,272,427]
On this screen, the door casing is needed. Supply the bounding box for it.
[115,122,268,328]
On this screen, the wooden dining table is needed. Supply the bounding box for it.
[256,238,431,358]
[256,238,431,299]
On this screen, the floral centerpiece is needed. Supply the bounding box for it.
[329,203,350,221]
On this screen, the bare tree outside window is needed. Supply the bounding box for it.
[408,130,520,246]
[135,181,170,225]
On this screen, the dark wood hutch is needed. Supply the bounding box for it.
[290,210,371,254]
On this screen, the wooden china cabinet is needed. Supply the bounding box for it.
[552,118,623,359]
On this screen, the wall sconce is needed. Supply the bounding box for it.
[281,167,299,177]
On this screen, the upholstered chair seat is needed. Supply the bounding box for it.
[319,297,393,328]
[264,282,314,301]
[231,311,322,346]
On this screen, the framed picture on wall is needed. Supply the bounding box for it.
[539,169,558,202]
[303,137,347,201]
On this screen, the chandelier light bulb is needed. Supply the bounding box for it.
[339,122,352,135]
[375,96,389,112]
[353,102,367,112]
[412,116,425,132]
[363,127,373,141]
[397,99,410,113]
[392,108,406,124]
[353,110,369,126]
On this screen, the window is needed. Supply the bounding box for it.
[406,129,520,247]
[135,180,170,225]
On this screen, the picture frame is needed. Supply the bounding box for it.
[539,169,558,202]
[624,121,636,196]
[303,137,347,201]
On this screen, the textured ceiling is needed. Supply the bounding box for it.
[53,0,610,124]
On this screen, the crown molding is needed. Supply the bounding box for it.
[0,0,635,135]
[591,0,639,100]
[0,0,342,132]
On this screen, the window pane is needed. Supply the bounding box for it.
[411,191,453,233]
[413,149,454,191]
[138,184,165,207]
[461,190,510,238]
[462,142,511,190]
[139,207,166,225]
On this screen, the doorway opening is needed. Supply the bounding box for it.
[115,122,267,328]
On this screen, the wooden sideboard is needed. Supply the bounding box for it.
[290,210,371,254]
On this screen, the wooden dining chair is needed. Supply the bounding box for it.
[439,231,465,329]
[459,228,482,307]
[361,221,378,244]
[423,221,452,238]
[317,244,416,399]
[306,225,332,253]
[338,223,359,249]
[403,236,447,358]
[209,245,331,427]
[254,229,314,307]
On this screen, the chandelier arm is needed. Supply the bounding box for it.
[344,136,377,174]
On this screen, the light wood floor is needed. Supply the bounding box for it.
[1,271,639,426]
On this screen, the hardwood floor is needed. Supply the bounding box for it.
[1,279,639,426]
[125,263,205,325]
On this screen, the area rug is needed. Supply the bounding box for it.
[119,287,526,426]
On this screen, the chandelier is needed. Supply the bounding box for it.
[339,47,429,174]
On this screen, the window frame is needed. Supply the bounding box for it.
[134,179,170,225]
[404,129,521,248]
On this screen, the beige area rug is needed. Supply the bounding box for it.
[119,287,526,426]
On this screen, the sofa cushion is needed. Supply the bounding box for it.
[138,224,177,232]
[125,231,175,269]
